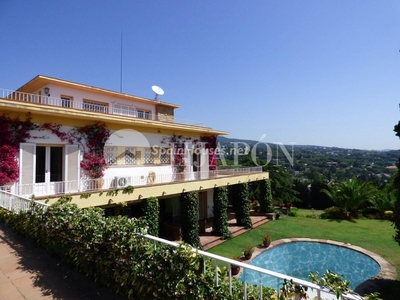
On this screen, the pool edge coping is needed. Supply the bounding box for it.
[248,238,397,295]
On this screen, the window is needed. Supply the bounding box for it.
[104,147,169,166]
[113,103,135,116]
[60,95,72,108]
[137,110,150,119]
[105,147,117,165]
[144,148,154,164]
[125,147,136,165]
[160,148,171,164]
[83,99,108,113]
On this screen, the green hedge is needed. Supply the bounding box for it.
[0,198,283,299]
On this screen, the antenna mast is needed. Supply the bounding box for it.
[120,31,123,93]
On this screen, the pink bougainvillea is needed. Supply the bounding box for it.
[200,135,218,170]
[0,113,111,185]
[0,113,38,186]
[70,122,110,179]
[0,145,19,186]
[161,134,219,172]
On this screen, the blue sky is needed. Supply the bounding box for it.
[1,1,400,150]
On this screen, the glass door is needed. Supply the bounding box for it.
[35,146,63,195]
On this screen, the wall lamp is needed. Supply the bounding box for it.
[44,87,50,96]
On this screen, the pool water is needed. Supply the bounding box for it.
[239,242,380,290]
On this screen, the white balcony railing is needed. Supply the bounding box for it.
[141,235,365,300]
[0,88,205,127]
[1,167,264,198]
[0,189,49,212]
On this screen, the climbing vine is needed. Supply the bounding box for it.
[259,179,274,213]
[200,135,218,170]
[180,191,202,248]
[229,183,252,229]
[160,134,218,173]
[212,186,232,239]
[69,122,110,179]
[141,196,159,236]
[161,134,191,173]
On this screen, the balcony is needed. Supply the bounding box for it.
[1,167,267,208]
[0,88,206,127]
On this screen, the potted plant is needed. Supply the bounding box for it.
[242,246,254,260]
[262,234,271,248]
[230,256,241,275]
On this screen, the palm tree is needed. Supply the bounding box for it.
[371,190,395,211]
[321,178,376,218]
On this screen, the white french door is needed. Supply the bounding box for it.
[35,146,64,195]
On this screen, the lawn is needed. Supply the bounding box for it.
[208,211,400,299]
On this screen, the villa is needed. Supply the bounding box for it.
[0,75,267,240]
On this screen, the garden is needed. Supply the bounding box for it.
[208,209,400,299]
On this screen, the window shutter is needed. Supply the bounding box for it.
[19,143,35,195]
[65,145,80,193]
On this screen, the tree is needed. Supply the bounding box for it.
[321,178,376,218]
[309,178,334,210]
[393,122,400,245]
[263,165,300,206]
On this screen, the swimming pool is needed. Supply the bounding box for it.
[239,241,380,290]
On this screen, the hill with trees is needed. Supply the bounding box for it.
[217,136,399,213]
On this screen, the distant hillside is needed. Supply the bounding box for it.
[217,136,398,152]
[217,136,400,183]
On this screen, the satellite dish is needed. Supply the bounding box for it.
[152,85,164,100]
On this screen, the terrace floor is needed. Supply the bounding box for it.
[0,223,125,300]
[200,212,271,250]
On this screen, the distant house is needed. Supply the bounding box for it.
[0,75,267,239]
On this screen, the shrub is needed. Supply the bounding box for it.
[262,234,271,246]
[359,206,381,219]
[384,210,394,221]
[288,207,298,217]
[320,206,349,219]
[249,200,260,212]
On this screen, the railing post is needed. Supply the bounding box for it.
[214,259,219,287]
[229,266,232,296]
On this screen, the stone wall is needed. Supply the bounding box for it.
[156,105,174,122]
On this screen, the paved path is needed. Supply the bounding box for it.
[0,223,125,300]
